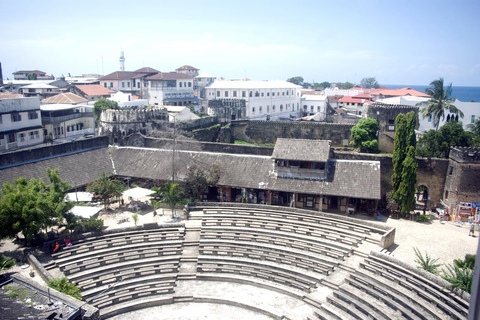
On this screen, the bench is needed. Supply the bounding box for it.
[61,244,183,275]
[202,206,386,235]
[197,256,322,293]
[69,256,180,285]
[202,214,364,246]
[82,273,177,300]
[361,258,468,319]
[91,281,176,308]
[345,275,427,320]
[199,239,337,274]
[53,230,184,259]
[200,226,351,259]
[336,284,392,320]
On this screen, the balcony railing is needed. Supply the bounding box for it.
[41,112,93,124]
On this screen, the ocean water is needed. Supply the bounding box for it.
[384,84,480,102]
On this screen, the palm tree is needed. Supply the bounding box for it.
[417,78,464,130]
[160,182,186,218]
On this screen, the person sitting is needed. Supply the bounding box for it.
[64,237,72,247]
[53,241,60,253]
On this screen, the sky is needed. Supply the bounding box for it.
[1,0,479,86]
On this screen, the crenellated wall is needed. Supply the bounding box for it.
[99,108,169,143]
[230,120,354,146]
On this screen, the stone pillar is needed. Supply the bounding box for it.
[319,195,323,212]
[346,197,350,215]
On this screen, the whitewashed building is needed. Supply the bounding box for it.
[300,95,328,120]
[40,104,95,141]
[377,96,480,133]
[145,72,196,106]
[206,80,302,121]
[0,97,44,151]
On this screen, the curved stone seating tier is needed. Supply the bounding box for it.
[200,205,386,237]
[361,255,469,319]
[201,214,363,247]
[200,226,352,260]
[53,227,184,260]
[197,256,324,293]
[199,239,338,275]
[60,241,183,275]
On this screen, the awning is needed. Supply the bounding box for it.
[65,192,93,202]
[122,187,156,200]
[69,206,102,219]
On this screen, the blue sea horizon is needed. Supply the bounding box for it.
[383,84,480,102]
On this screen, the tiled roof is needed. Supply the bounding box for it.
[13,70,46,75]
[41,92,88,104]
[372,88,430,98]
[176,65,199,71]
[207,80,301,89]
[0,148,113,188]
[338,96,374,104]
[111,146,381,199]
[75,84,113,96]
[134,67,160,73]
[146,72,194,80]
[0,93,23,99]
[302,91,323,96]
[272,139,331,162]
[352,94,374,99]
[0,145,381,200]
[327,95,344,103]
[98,71,138,81]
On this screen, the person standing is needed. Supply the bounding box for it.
[470,221,475,237]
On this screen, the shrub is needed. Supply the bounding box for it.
[442,264,474,293]
[47,277,82,300]
[0,254,16,270]
[80,217,104,232]
[417,214,431,223]
[454,254,476,269]
[413,247,441,274]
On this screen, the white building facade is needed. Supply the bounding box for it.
[206,80,302,121]
[0,97,44,151]
[145,73,196,106]
[300,95,328,120]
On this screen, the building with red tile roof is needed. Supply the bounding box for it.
[74,84,114,101]
[41,92,88,104]
[175,65,199,77]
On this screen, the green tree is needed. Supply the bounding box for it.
[0,254,16,270]
[93,98,120,121]
[417,78,464,130]
[319,81,331,89]
[396,146,417,215]
[337,82,354,89]
[350,118,379,153]
[286,76,304,86]
[360,77,380,89]
[160,182,187,218]
[467,119,480,146]
[86,172,125,209]
[391,112,417,200]
[0,169,72,245]
[183,165,221,201]
[416,122,473,158]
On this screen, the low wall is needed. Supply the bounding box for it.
[0,136,109,168]
[123,134,274,156]
[10,273,99,319]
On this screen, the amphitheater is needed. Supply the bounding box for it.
[45,203,469,320]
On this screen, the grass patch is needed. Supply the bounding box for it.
[234,140,275,147]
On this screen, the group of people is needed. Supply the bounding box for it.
[47,237,72,254]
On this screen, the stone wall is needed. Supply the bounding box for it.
[208,99,246,122]
[178,116,218,131]
[122,134,273,156]
[99,108,169,143]
[231,120,354,146]
[0,136,109,168]
[443,147,480,206]
[334,150,449,208]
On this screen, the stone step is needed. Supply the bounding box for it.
[173,295,194,302]
[177,274,197,280]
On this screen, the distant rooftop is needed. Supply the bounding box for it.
[41,92,88,104]
[272,139,331,162]
[208,80,302,89]
[75,84,113,96]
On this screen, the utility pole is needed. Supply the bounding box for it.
[172,114,176,184]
